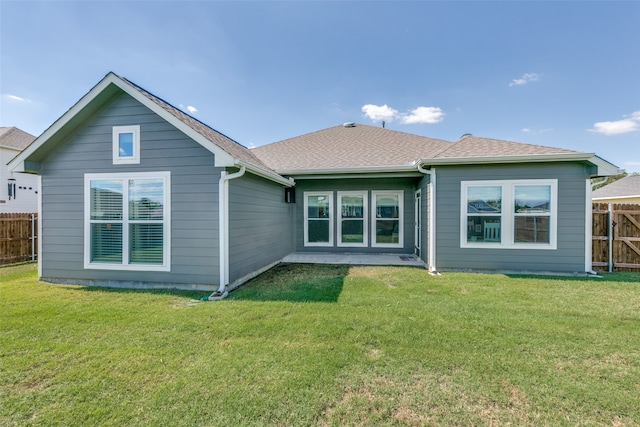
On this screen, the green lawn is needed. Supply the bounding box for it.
[1,263,639,426]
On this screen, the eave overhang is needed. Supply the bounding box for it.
[419,153,622,177]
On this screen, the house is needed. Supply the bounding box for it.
[592,175,640,204]
[0,127,38,213]
[8,72,620,297]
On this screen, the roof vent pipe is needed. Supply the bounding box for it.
[342,122,356,128]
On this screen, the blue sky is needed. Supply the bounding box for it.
[1,1,639,173]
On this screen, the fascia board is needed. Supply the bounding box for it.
[8,74,118,172]
[8,72,236,172]
[586,155,623,177]
[276,165,420,176]
[592,195,640,201]
[238,161,295,187]
[421,153,622,176]
[421,153,595,166]
[110,76,236,167]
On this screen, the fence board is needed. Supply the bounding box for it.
[0,213,38,265]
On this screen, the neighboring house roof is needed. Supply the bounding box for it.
[592,175,640,200]
[252,122,620,176]
[8,72,291,186]
[0,127,36,151]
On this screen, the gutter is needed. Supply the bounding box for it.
[416,162,438,274]
[209,165,246,301]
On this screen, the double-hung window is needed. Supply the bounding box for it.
[84,172,171,270]
[304,192,333,246]
[461,179,557,249]
[372,191,403,248]
[338,191,367,247]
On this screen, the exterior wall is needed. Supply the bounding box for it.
[417,174,430,263]
[228,173,295,283]
[435,162,591,273]
[1,147,39,213]
[40,91,222,289]
[293,177,420,253]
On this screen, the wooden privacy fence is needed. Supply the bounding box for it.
[593,203,640,272]
[0,213,38,265]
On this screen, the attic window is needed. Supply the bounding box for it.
[113,125,140,165]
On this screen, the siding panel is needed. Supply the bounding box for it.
[434,163,590,273]
[228,173,294,282]
[40,91,221,289]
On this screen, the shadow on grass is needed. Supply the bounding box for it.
[228,263,350,303]
[505,271,640,283]
[58,283,209,300]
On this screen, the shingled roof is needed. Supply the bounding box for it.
[0,127,36,150]
[120,76,273,172]
[435,134,582,159]
[251,123,585,173]
[592,175,640,199]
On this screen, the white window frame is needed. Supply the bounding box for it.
[84,171,171,271]
[460,179,557,250]
[112,125,140,165]
[372,190,404,248]
[337,191,368,247]
[304,191,334,247]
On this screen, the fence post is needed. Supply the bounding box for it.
[607,204,613,273]
[31,213,36,261]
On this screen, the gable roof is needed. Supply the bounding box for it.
[251,123,620,176]
[0,127,36,151]
[8,72,292,186]
[592,175,640,199]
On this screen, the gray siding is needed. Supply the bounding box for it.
[40,91,222,289]
[228,173,295,282]
[434,163,591,273]
[294,177,420,253]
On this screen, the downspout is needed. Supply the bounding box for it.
[209,165,246,300]
[416,162,438,274]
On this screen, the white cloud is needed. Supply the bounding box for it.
[362,104,444,125]
[400,106,445,124]
[509,73,540,87]
[5,94,31,103]
[589,111,640,135]
[179,104,198,114]
[361,104,398,122]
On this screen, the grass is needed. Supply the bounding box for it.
[1,263,639,426]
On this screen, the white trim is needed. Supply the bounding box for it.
[217,166,246,292]
[7,73,295,188]
[37,175,42,278]
[414,189,421,257]
[337,191,368,248]
[460,179,557,250]
[304,191,334,247]
[585,179,593,272]
[83,171,171,271]
[371,190,404,248]
[112,125,140,164]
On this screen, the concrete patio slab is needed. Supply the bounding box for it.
[281,252,426,267]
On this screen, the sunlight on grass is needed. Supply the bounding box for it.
[1,263,639,426]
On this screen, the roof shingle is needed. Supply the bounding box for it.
[251,123,585,172]
[0,127,36,150]
[592,175,640,198]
